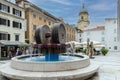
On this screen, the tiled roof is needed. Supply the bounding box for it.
[84,26,105,31]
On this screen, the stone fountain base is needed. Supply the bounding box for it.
[0,54,99,80]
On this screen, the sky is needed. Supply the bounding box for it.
[10,0,117,25]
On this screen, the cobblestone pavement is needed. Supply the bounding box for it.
[0,51,120,80]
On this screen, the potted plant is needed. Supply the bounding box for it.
[101,47,108,56]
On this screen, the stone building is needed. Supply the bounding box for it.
[15,0,61,44]
[0,0,26,58]
[64,24,76,42]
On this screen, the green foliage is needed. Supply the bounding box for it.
[101,47,108,56]
[75,48,86,54]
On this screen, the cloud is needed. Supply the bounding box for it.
[48,0,72,5]
[89,2,116,11]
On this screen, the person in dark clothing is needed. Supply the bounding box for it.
[16,48,22,56]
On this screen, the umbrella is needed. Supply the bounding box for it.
[81,40,101,45]
[66,41,82,48]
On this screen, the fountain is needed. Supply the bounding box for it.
[0,23,99,80]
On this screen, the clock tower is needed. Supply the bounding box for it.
[78,3,90,30]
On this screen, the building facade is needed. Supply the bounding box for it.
[0,0,26,58]
[81,18,120,51]
[82,25,105,44]
[64,24,76,42]
[15,0,61,44]
[105,18,120,51]
[77,4,89,30]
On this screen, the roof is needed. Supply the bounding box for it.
[84,26,105,32]
[4,0,25,10]
[24,0,61,21]
[79,4,88,15]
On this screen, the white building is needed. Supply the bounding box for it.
[105,18,120,51]
[82,23,105,44]
[0,0,26,58]
[80,18,120,51]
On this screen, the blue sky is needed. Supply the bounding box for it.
[18,0,117,24]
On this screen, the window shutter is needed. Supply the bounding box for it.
[0,18,1,24]
[13,21,15,27]
[8,34,10,41]
[8,20,10,26]
[8,6,10,13]
[20,23,22,29]
[13,8,15,14]
[20,11,22,17]
[0,3,1,10]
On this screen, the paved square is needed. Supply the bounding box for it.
[0,52,120,80]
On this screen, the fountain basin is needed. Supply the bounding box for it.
[11,54,90,72]
[0,54,99,80]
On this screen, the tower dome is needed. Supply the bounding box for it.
[79,4,88,15]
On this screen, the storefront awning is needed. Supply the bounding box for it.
[0,40,29,46]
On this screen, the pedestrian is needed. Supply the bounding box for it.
[16,48,22,56]
[8,50,13,59]
[25,48,29,54]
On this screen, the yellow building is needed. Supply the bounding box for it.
[78,4,90,30]
[64,24,75,42]
[16,0,60,44]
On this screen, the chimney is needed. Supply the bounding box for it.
[15,0,27,7]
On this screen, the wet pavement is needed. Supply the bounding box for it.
[0,51,120,80]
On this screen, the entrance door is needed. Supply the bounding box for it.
[1,46,7,57]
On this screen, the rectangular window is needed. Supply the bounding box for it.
[0,3,10,13]
[0,18,10,26]
[15,35,19,41]
[13,21,22,29]
[87,32,90,36]
[44,17,47,23]
[101,37,104,42]
[114,37,116,42]
[114,29,116,33]
[102,31,104,35]
[39,16,42,20]
[13,8,21,17]
[33,25,36,30]
[33,14,36,18]
[0,33,10,40]
[114,46,117,50]
[49,21,51,25]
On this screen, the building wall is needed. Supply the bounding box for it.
[82,30,105,44]
[64,24,75,42]
[17,1,60,44]
[0,0,26,42]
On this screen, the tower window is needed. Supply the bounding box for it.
[81,16,84,20]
